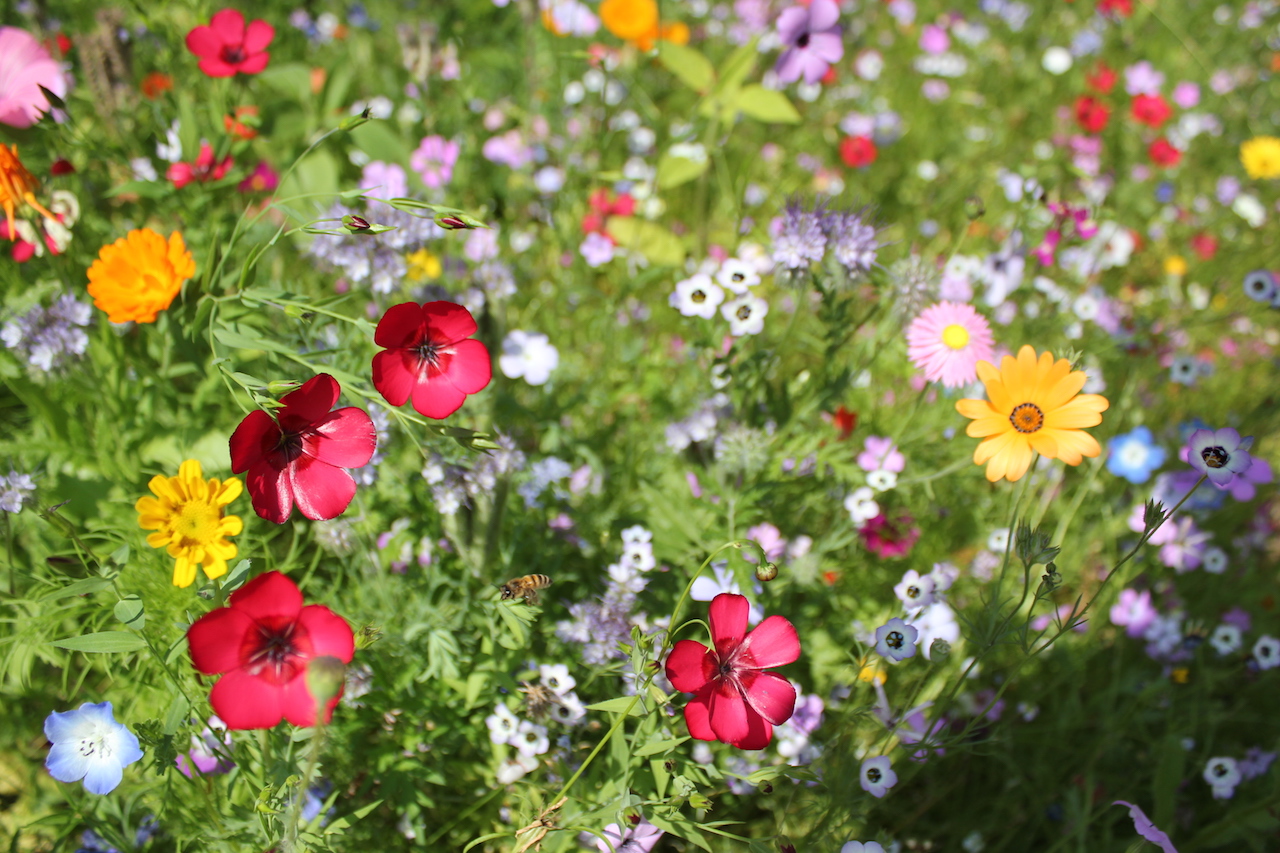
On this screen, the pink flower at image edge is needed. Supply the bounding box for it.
[0,27,68,128]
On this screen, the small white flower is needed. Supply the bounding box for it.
[539,664,576,695]
[1041,46,1072,75]
[1201,546,1228,574]
[621,540,656,572]
[875,618,919,662]
[844,487,880,525]
[620,525,652,545]
[499,330,559,386]
[495,753,539,785]
[1203,756,1241,798]
[484,703,519,745]
[987,527,1011,553]
[716,258,761,294]
[513,720,549,757]
[670,273,725,319]
[1209,624,1242,656]
[866,469,898,492]
[859,755,898,798]
[841,843,886,853]
[548,692,587,725]
[893,570,937,611]
[721,293,769,336]
[1253,634,1280,670]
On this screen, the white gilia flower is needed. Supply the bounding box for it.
[484,703,519,745]
[716,258,762,294]
[1203,756,1241,798]
[539,664,576,695]
[548,692,587,725]
[866,469,898,492]
[1253,635,1280,670]
[620,525,652,545]
[512,720,549,757]
[893,570,937,611]
[499,330,559,386]
[495,753,539,785]
[844,487,880,525]
[1201,546,1228,574]
[859,755,898,798]
[670,273,724,319]
[1209,624,1242,656]
[721,293,769,336]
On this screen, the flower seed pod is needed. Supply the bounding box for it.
[756,562,779,582]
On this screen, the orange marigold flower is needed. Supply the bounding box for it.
[600,0,659,41]
[140,71,173,99]
[0,143,57,242]
[86,229,195,324]
[955,345,1109,483]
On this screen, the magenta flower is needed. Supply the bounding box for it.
[774,0,843,85]
[229,374,377,523]
[410,135,460,190]
[665,593,801,750]
[1187,427,1254,489]
[905,301,996,389]
[0,27,68,128]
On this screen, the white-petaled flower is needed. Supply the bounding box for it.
[513,720,549,757]
[716,258,761,294]
[1203,756,1241,798]
[930,562,959,592]
[608,561,647,593]
[866,469,898,492]
[875,617,919,662]
[893,570,937,611]
[622,540,656,572]
[485,703,519,745]
[841,843,886,853]
[1187,428,1255,489]
[548,692,587,725]
[1201,546,1228,574]
[1209,624,1242,656]
[495,753,539,784]
[844,487,880,525]
[539,664,577,695]
[43,702,144,795]
[909,601,961,659]
[499,330,560,386]
[1253,635,1280,670]
[621,525,652,545]
[987,527,1011,552]
[721,293,768,336]
[859,755,898,798]
[670,273,725,319]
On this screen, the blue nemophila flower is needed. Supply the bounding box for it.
[44,701,143,795]
[1107,426,1167,484]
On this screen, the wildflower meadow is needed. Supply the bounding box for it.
[2,0,1279,850]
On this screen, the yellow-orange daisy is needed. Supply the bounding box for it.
[955,345,1110,483]
[600,0,659,41]
[136,459,243,588]
[87,228,195,323]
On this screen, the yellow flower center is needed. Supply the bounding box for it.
[942,323,970,350]
[1009,402,1044,433]
[175,501,221,547]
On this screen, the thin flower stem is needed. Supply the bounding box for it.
[280,720,327,853]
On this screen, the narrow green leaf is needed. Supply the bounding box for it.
[39,577,113,602]
[655,153,710,190]
[635,736,689,757]
[52,632,148,654]
[734,85,802,124]
[584,697,644,716]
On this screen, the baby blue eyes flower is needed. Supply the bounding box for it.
[1106,426,1167,484]
[44,701,144,795]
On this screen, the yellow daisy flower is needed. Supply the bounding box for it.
[136,460,243,588]
[955,345,1110,483]
[1240,136,1280,180]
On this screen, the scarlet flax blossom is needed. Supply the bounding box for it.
[166,142,233,189]
[187,571,354,730]
[229,373,377,523]
[185,9,275,78]
[665,592,801,750]
[371,301,491,419]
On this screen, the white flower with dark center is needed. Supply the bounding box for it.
[499,330,559,386]
[844,487,879,525]
[1209,624,1242,656]
[859,755,898,798]
[721,293,768,336]
[513,720,549,757]
[1203,756,1241,799]
[484,703,519,745]
[495,753,538,785]
[1187,428,1255,489]
[894,570,937,611]
[1253,635,1280,670]
[1201,546,1228,574]
[670,273,724,319]
[875,617,919,662]
[620,525,652,545]
[866,469,898,492]
[716,258,761,294]
[539,664,576,696]
[548,692,586,725]
[622,540,655,572]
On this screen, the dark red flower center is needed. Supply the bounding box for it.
[274,429,306,463]
[414,342,442,368]
[797,32,810,48]
[221,45,247,65]
[244,617,310,684]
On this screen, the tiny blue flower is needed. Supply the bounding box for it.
[1107,426,1167,484]
[44,702,144,795]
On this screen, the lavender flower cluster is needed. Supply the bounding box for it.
[1,294,91,374]
[0,471,35,514]
[307,201,444,294]
[421,434,527,515]
[770,200,882,281]
[556,527,659,666]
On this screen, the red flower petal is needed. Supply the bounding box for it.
[441,338,492,394]
[246,461,294,524]
[708,593,749,652]
[209,8,246,43]
[683,687,716,741]
[279,673,328,727]
[409,375,466,419]
[187,608,255,674]
[234,52,270,75]
[665,639,715,693]
[242,19,275,53]
[184,25,223,58]
[196,57,238,78]
[423,301,478,345]
[280,373,342,424]
[210,668,284,730]
[742,615,802,669]
[738,669,797,726]
[372,349,416,407]
[374,302,427,348]
[733,709,773,750]
[229,571,304,622]
[308,408,377,468]
[289,456,357,521]
[707,680,751,746]
[297,606,355,662]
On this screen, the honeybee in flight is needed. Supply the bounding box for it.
[500,574,552,605]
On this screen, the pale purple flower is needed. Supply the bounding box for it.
[859,755,898,797]
[580,232,615,267]
[359,161,408,199]
[857,436,905,474]
[774,0,844,85]
[1172,81,1200,109]
[595,816,663,853]
[1110,589,1157,638]
[410,135,460,189]
[1112,801,1178,853]
[1187,427,1254,489]
[1239,747,1277,780]
[919,24,949,54]
[744,522,786,562]
[1124,61,1165,96]
[1227,456,1272,501]
[482,130,533,168]
[875,617,918,662]
[1159,516,1210,572]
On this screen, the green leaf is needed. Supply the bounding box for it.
[605,216,686,268]
[734,85,802,124]
[716,41,758,97]
[52,632,148,654]
[162,693,190,735]
[1152,733,1185,828]
[635,736,688,757]
[39,576,113,602]
[585,697,643,716]
[655,153,710,190]
[657,42,715,92]
[114,595,145,630]
[213,327,295,356]
[104,181,173,199]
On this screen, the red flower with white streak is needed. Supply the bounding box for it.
[187,571,354,730]
[229,373,377,523]
[185,9,275,78]
[371,301,491,419]
[665,593,801,750]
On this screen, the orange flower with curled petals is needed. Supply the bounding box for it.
[600,0,658,41]
[955,345,1109,483]
[87,229,195,323]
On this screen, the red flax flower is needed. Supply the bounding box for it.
[229,373,377,523]
[166,142,233,189]
[665,593,801,750]
[1149,138,1181,168]
[1130,93,1172,128]
[187,571,354,730]
[372,301,491,419]
[1074,96,1110,133]
[185,9,275,78]
[839,135,878,168]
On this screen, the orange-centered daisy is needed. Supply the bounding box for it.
[955,345,1109,483]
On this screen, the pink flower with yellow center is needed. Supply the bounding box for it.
[905,301,995,389]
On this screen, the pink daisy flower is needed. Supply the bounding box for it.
[905,301,995,389]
